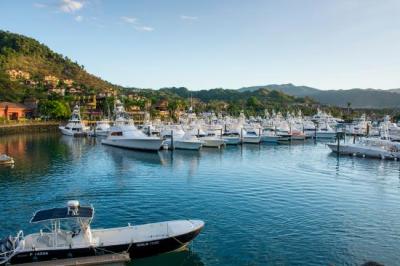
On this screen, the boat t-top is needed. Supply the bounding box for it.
[0,201,204,265]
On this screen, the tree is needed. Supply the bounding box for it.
[38,100,70,119]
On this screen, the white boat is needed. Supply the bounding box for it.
[101,101,163,151]
[327,138,400,160]
[59,105,87,137]
[242,129,261,144]
[88,120,111,137]
[0,201,204,265]
[161,126,204,150]
[0,154,14,165]
[189,128,225,148]
[222,130,241,145]
[316,123,336,139]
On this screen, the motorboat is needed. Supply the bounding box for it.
[0,201,204,265]
[161,126,203,150]
[327,138,400,160]
[59,106,88,137]
[242,129,261,144]
[101,101,163,151]
[189,128,225,148]
[316,123,336,139]
[261,130,280,143]
[0,154,14,165]
[222,130,241,145]
[88,120,111,137]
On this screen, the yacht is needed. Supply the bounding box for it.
[190,128,225,148]
[161,126,204,150]
[316,123,336,139]
[327,138,400,160]
[101,101,163,151]
[88,120,111,137]
[242,129,261,144]
[261,129,280,143]
[59,105,87,137]
[222,129,242,145]
[0,201,204,265]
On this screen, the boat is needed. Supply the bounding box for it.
[88,120,111,137]
[327,138,400,160]
[0,154,14,165]
[316,123,336,139]
[101,101,163,151]
[222,129,241,145]
[0,201,204,265]
[189,128,225,148]
[261,130,280,143]
[59,105,88,137]
[242,128,261,144]
[161,126,204,150]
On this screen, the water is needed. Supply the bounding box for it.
[1,133,400,266]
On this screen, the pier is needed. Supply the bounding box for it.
[0,121,59,135]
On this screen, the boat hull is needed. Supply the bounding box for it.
[222,137,241,145]
[316,132,336,139]
[242,136,261,144]
[327,143,400,160]
[101,138,163,151]
[261,135,279,143]
[59,127,87,137]
[201,138,225,148]
[5,225,203,265]
[174,140,203,150]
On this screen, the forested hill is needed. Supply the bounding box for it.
[0,30,118,101]
[239,84,400,108]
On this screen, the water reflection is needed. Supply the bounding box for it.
[104,146,168,166]
[130,250,204,266]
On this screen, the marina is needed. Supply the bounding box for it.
[1,132,400,265]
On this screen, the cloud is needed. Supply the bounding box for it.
[33,3,47,8]
[121,16,154,32]
[134,26,154,32]
[59,0,84,13]
[180,15,198,21]
[74,15,83,22]
[121,16,137,24]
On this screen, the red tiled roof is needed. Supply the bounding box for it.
[0,102,29,109]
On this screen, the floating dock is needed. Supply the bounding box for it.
[15,253,131,266]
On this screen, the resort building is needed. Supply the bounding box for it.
[0,102,31,120]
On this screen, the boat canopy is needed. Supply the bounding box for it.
[30,206,94,223]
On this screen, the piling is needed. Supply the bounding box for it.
[171,130,174,150]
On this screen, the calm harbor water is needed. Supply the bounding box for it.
[1,133,400,265]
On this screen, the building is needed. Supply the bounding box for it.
[6,69,31,81]
[0,102,31,120]
[155,99,169,118]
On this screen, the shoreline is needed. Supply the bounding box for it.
[0,121,60,135]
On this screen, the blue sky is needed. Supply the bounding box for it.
[1,0,400,90]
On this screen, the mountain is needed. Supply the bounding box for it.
[0,30,119,101]
[240,84,400,108]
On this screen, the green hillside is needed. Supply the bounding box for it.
[0,30,118,101]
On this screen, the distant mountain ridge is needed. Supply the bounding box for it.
[239,84,400,108]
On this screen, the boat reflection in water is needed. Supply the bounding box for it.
[130,250,204,266]
[104,145,168,166]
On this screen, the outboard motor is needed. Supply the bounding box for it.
[68,200,80,216]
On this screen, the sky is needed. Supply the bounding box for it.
[1,0,400,90]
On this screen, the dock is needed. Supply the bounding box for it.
[15,253,131,266]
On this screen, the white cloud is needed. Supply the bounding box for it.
[134,26,154,32]
[121,16,137,24]
[33,3,47,8]
[180,15,198,21]
[75,15,83,22]
[59,0,84,13]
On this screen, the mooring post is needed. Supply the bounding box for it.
[171,130,174,150]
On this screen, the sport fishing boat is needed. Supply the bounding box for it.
[101,101,163,151]
[327,138,400,160]
[88,120,111,137]
[59,105,88,137]
[0,201,204,265]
